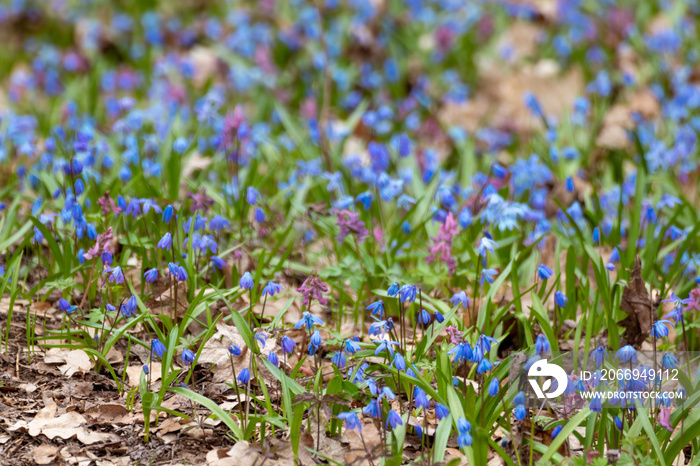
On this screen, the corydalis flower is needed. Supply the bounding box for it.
[335,209,369,243]
[426,212,459,274]
[84,227,115,261]
[187,188,215,213]
[297,274,329,306]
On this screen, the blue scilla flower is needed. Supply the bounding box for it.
[386,409,402,429]
[173,137,188,154]
[592,226,600,243]
[103,266,124,284]
[363,399,381,418]
[434,311,444,323]
[458,207,472,229]
[435,403,449,420]
[551,425,562,438]
[332,352,346,368]
[450,291,471,308]
[262,281,283,296]
[367,301,384,318]
[356,191,374,210]
[651,320,673,338]
[246,186,260,205]
[488,377,500,396]
[448,342,473,363]
[514,404,527,421]
[121,295,137,318]
[662,291,693,324]
[414,387,429,409]
[537,264,553,280]
[294,311,324,330]
[399,284,418,302]
[478,237,497,257]
[310,330,322,348]
[267,351,279,367]
[480,269,497,285]
[254,208,265,223]
[209,215,230,231]
[228,345,242,356]
[589,396,602,412]
[417,309,431,325]
[368,318,388,337]
[238,368,250,384]
[162,205,173,223]
[387,282,400,297]
[338,412,362,432]
[181,349,196,365]
[662,353,678,370]
[393,353,406,371]
[458,431,473,448]
[615,345,638,364]
[457,417,471,435]
[59,298,72,312]
[157,232,172,250]
[344,338,361,354]
[609,247,620,263]
[380,386,396,400]
[555,291,568,308]
[514,391,526,406]
[524,92,544,118]
[281,336,296,355]
[239,272,254,290]
[374,340,400,357]
[477,359,493,374]
[535,333,550,354]
[152,339,167,358]
[210,256,226,270]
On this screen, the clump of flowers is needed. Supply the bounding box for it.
[335,209,369,243]
[426,212,459,274]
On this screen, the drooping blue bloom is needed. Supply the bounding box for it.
[367,301,385,318]
[434,311,444,323]
[514,391,526,406]
[338,412,362,432]
[58,298,72,312]
[238,368,250,384]
[254,208,266,223]
[450,291,471,308]
[246,186,260,205]
[591,346,607,368]
[181,349,196,364]
[103,266,125,284]
[310,330,322,348]
[480,269,497,285]
[294,311,324,330]
[393,353,406,371]
[239,272,254,290]
[209,215,230,231]
[477,359,493,374]
[414,387,429,409]
[555,291,568,308]
[615,345,638,364]
[614,416,623,430]
[458,431,473,448]
[356,191,374,210]
[399,284,418,302]
[478,237,497,257]
[332,351,346,368]
[662,353,678,370]
[210,256,226,270]
[589,396,602,412]
[362,399,381,418]
[537,264,553,280]
[514,404,527,421]
[374,340,400,357]
[551,425,563,438]
[417,309,431,325]
[535,334,550,354]
[457,417,471,435]
[228,345,242,356]
[661,291,693,324]
[524,92,544,118]
[488,377,500,397]
[435,403,449,420]
[157,232,172,250]
[121,295,137,318]
[651,320,673,338]
[609,247,620,263]
[387,282,400,297]
[344,338,361,354]
[448,342,473,363]
[262,281,283,296]
[267,351,279,367]
[386,409,402,429]
[280,336,296,355]
[592,226,600,243]
[162,205,174,223]
[152,339,167,358]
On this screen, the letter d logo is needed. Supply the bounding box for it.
[528,359,567,399]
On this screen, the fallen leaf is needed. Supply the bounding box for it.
[43,348,94,377]
[32,444,59,465]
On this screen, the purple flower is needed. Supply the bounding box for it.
[297,275,329,306]
[335,209,369,243]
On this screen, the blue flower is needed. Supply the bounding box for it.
[239,272,254,290]
[457,417,471,434]
[210,256,226,270]
[238,368,250,384]
[537,264,553,280]
[356,191,374,210]
[121,295,137,318]
[267,351,279,367]
[476,359,493,374]
[535,334,550,354]
[448,342,473,363]
[58,299,72,312]
[435,403,449,420]
[417,309,431,325]
[374,340,400,357]
[387,282,400,297]
[152,339,166,358]
[592,227,600,243]
[488,377,499,396]
[393,353,406,371]
[478,237,497,257]
[386,409,402,429]
[555,291,568,308]
[181,349,196,364]
[310,330,322,348]
[414,387,429,409]
[254,208,266,223]
[458,432,473,448]
[615,345,638,364]
[651,320,673,338]
[332,352,346,368]
[144,268,159,283]
[661,291,692,324]
[450,291,471,309]
[551,425,562,438]
[614,416,623,430]
[662,353,678,370]
[209,215,230,231]
[367,301,385,318]
[262,281,283,296]
[514,391,526,406]
[344,338,361,354]
[591,346,607,368]
[294,311,324,330]
[480,269,497,285]
[162,205,174,223]
[434,311,444,323]
[338,412,362,432]
[589,396,602,412]
[514,404,527,421]
[246,187,260,205]
[362,399,381,418]
[399,284,418,302]
[281,336,296,355]
[609,247,620,263]
[103,266,124,284]
[228,345,242,356]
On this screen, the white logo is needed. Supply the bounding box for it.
[528,359,567,399]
